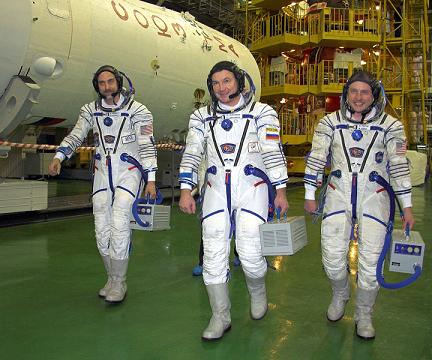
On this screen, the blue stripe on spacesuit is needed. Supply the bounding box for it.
[339,129,352,173]
[234,119,250,166]
[179,172,193,180]
[242,114,253,119]
[304,174,317,180]
[57,146,73,157]
[304,179,317,188]
[210,120,225,166]
[359,132,379,173]
[116,185,135,198]
[335,124,349,129]
[363,213,387,227]
[201,209,224,222]
[351,173,358,220]
[240,208,266,223]
[113,117,127,154]
[322,209,345,220]
[350,173,358,240]
[194,127,204,136]
[394,189,412,195]
[225,170,232,218]
[91,188,107,197]
[229,209,237,239]
[179,172,195,187]
[272,179,288,187]
[95,117,106,154]
[107,155,115,205]
[179,179,195,187]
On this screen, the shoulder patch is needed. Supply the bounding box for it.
[265,127,280,141]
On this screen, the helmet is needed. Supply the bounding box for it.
[341,69,385,121]
[92,65,135,112]
[342,70,381,102]
[92,65,123,95]
[206,61,245,102]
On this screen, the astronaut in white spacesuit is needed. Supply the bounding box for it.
[179,61,289,340]
[304,70,415,340]
[48,65,157,303]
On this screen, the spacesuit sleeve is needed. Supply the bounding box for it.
[304,115,334,200]
[384,117,412,208]
[132,104,158,182]
[55,104,93,161]
[255,103,288,188]
[179,109,206,190]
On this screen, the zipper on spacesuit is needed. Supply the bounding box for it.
[225,169,234,240]
[350,172,359,241]
[225,170,232,216]
[106,152,116,205]
[225,170,237,240]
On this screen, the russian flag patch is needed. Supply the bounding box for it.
[265,127,280,141]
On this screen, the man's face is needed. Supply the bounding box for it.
[211,69,239,106]
[97,71,119,99]
[347,81,374,114]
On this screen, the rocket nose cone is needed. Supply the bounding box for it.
[0,1,32,97]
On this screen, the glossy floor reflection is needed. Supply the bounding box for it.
[0,184,431,359]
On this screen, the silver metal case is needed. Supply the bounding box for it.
[389,229,425,274]
[130,204,171,231]
[259,216,308,256]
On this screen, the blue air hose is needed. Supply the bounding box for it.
[120,153,163,228]
[369,171,422,289]
[244,164,276,221]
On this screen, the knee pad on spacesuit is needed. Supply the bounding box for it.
[357,217,386,289]
[321,214,350,281]
[92,191,111,256]
[113,190,134,221]
[111,190,134,260]
[202,211,230,285]
[236,210,267,279]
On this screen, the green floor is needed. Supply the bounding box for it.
[0,185,431,360]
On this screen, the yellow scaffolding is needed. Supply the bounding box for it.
[379,0,429,145]
[247,0,429,149]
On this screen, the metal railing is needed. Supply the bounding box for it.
[251,7,380,46]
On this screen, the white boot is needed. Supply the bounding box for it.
[245,276,268,320]
[202,284,231,341]
[355,287,378,340]
[105,259,128,303]
[98,255,112,298]
[327,277,350,321]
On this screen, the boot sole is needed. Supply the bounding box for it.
[355,324,375,340]
[105,292,127,304]
[201,325,231,341]
[326,312,344,322]
[251,306,268,320]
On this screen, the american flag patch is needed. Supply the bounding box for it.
[265,127,280,141]
[396,141,407,155]
[140,124,153,135]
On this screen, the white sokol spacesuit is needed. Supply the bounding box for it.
[180,94,288,285]
[54,68,157,302]
[56,95,157,258]
[304,71,412,339]
[180,61,288,340]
